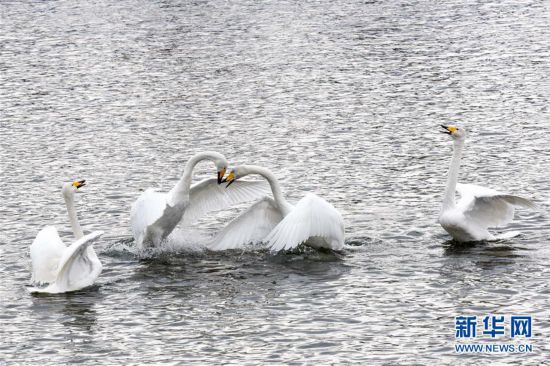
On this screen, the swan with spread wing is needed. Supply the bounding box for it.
[438,125,535,242]
[130,152,269,249]
[209,165,344,252]
[30,180,103,294]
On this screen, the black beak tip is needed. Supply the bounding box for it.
[440,125,451,134]
[225,180,235,188]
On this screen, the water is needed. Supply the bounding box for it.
[1,0,549,364]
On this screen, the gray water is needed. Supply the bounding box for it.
[1,0,549,364]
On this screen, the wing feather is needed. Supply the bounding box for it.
[457,183,535,228]
[265,193,345,252]
[30,226,67,284]
[181,179,271,226]
[54,231,103,292]
[209,197,283,250]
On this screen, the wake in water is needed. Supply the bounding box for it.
[104,228,211,259]
[103,230,365,262]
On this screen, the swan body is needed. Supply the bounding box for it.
[438,125,535,242]
[130,152,270,249]
[30,180,103,294]
[210,165,345,252]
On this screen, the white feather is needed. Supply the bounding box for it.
[31,231,104,294]
[209,165,345,253]
[130,188,168,247]
[130,179,270,248]
[209,197,283,250]
[30,182,103,294]
[438,127,535,242]
[30,226,67,284]
[265,193,345,252]
[457,183,536,228]
[181,179,271,226]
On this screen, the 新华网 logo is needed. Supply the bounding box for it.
[454,315,533,354]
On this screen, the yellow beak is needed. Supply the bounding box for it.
[224,171,235,187]
[217,168,226,184]
[440,125,458,134]
[72,180,86,189]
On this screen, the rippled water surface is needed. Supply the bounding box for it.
[1,0,549,364]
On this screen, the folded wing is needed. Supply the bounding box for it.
[209,197,283,251]
[265,193,345,252]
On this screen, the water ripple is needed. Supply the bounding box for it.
[1,0,549,364]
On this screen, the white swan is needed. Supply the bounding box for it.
[209,165,345,252]
[438,125,535,242]
[130,151,270,249]
[30,180,103,294]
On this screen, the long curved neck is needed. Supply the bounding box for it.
[244,166,288,209]
[168,152,222,205]
[442,139,464,211]
[64,193,84,239]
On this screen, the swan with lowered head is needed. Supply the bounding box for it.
[209,165,345,252]
[30,180,103,294]
[438,125,535,242]
[130,152,270,249]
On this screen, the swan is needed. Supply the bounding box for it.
[130,151,270,249]
[438,125,535,242]
[30,180,103,294]
[209,165,345,252]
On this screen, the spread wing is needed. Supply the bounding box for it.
[457,183,536,228]
[208,197,284,251]
[30,226,67,284]
[180,178,271,226]
[54,231,103,291]
[265,193,345,252]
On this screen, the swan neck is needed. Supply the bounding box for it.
[64,193,84,239]
[249,167,287,209]
[168,152,218,205]
[442,140,464,211]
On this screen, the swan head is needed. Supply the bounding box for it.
[221,165,262,187]
[222,166,250,187]
[62,180,86,198]
[189,151,228,184]
[440,125,466,141]
[201,152,228,184]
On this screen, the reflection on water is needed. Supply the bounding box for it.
[443,240,520,256]
[1,0,549,364]
[61,298,98,333]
